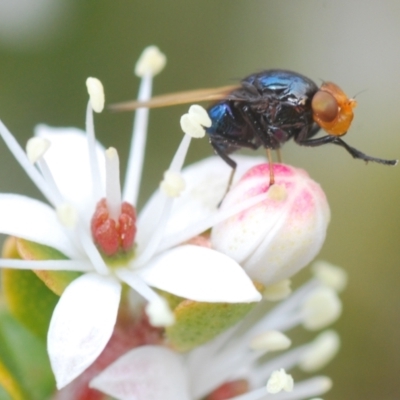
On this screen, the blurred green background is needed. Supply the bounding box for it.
[0,1,399,399]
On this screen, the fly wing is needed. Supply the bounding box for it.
[109,85,239,111]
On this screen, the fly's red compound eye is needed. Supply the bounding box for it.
[311,90,338,123]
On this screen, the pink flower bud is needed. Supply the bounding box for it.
[211,164,330,286]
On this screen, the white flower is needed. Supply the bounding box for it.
[90,265,344,400]
[0,47,261,389]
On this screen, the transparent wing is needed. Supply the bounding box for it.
[109,85,239,111]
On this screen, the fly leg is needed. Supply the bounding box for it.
[238,104,278,185]
[210,142,237,205]
[296,135,398,166]
[210,138,260,206]
[266,148,275,185]
[275,148,282,163]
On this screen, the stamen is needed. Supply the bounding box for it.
[180,105,211,138]
[115,268,175,327]
[145,297,175,327]
[78,229,109,275]
[36,158,65,206]
[105,147,122,221]
[123,67,152,205]
[134,130,196,264]
[0,120,59,206]
[312,260,347,292]
[134,45,166,77]
[133,199,173,267]
[266,368,294,394]
[25,136,65,206]
[263,279,292,301]
[301,287,342,330]
[0,258,92,271]
[56,203,78,228]
[85,80,103,201]
[169,133,191,172]
[214,281,320,369]
[157,191,268,254]
[26,137,50,164]
[232,377,331,400]
[250,331,291,351]
[160,170,185,197]
[86,77,105,113]
[298,330,340,372]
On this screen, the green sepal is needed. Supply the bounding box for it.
[156,289,185,311]
[1,237,59,340]
[2,268,59,341]
[16,238,81,296]
[165,299,258,352]
[0,309,54,400]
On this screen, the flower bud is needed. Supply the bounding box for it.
[211,163,330,285]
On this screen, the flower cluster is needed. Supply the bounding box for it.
[0,46,341,400]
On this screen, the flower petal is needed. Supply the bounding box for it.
[90,346,190,400]
[136,155,265,251]
[47,272,121,389]
[137,245,261,303]
[35,124,106,215]
[0,193,82,259]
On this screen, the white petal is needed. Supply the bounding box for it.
[137,245,261,303]
[0,193,82,259]
[48,272,121,389]
[137,155,265,252]
[90,346,190,400]
[34,124,106,214]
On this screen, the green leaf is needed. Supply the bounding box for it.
[16,239,81,296]
[0,309,54,400]
[166,300,257,352]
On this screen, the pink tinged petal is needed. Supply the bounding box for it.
[0,193,82,259]
[137,245,262,303]
[48,272,121,389]
[137,155,265,250]
[211,164,330,286]
[90,346,190,400]
[34,125,106,214]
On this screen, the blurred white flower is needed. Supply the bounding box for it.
[90,264,344,400]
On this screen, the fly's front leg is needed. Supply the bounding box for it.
[296,135,398,166]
